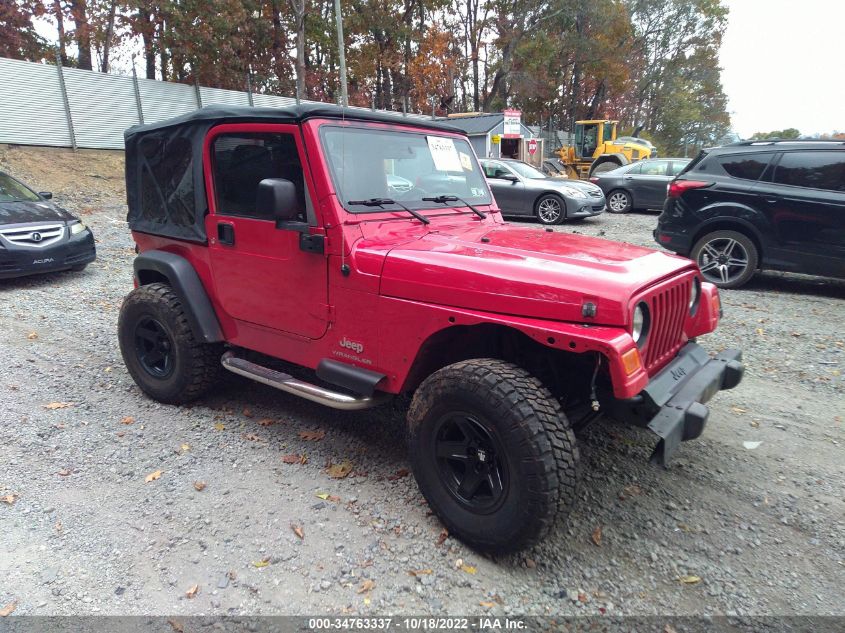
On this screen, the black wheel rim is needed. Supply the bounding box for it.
[697,237,750,285]
[433,413,509,513]
[134,316,174,379]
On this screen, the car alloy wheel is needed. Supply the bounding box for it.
[537,197,563,224]
[697,236,750,285]
[608,191,632,213]
[433,413,509,513]
[134,316,175,379]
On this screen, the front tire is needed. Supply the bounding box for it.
[691,230,758,289]
[535,194,565,225]
[118,283,222,404]
[607,189,633,214]
[408,359,578,553]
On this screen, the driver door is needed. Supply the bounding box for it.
[483,161,525,215]
[205,124,328,339]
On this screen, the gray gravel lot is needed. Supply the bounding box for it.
[1,145,843,618]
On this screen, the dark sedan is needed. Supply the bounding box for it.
[479,158,605,225]
[0,171,96,279]
[589,158,690,213]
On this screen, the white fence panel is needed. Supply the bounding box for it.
[137,77,197,126]
[252,93,298,109]
[0,57,72,147]
[200,86,250,108]
[63,66,139,149]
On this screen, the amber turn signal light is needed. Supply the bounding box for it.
[621,348,642,375]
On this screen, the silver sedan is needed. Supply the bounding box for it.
[479,158,606,225]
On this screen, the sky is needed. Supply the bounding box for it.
[720,0,845,138]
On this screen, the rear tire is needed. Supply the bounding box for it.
[607,189,633,214]
[118,283,223,404]
[407,359,578,553]
[691,230,758,289]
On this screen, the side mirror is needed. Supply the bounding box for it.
[39,191,53,200]
[502,174,519,183]
[256,178,298,223]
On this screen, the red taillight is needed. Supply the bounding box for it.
[667,180,712,198]
[589,177,599,183]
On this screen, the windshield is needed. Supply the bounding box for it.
[321,126,492,212]
[0,173,40,202]
[507,161,547,179]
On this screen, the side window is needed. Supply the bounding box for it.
[627,162,644,175]
[641,161,669,176]
[484,161,507,178]
[773,151,845,192]
[139,134,195,227]
[668,161,689,176]
[212,132,307,219]
[719,152,775,181]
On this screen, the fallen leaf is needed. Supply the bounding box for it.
[292,524,304,539]
[357,579,375,594]
[242,407,253,417]
[578,592,588,603]
[678,575,701,585]
[327,495,341,503]
[54,521,63,532]
[145,470,163,483]
[363,596,371,606]
[43,402,73,410]
[326,460,353,479]
[120,416,135,425]
[299,429,325,441]
[27,332,38,340]
[388,468,410,480]
[524,558,536,569]
[436,528,448,546]
[257,418,275,427]
[316,492,330,500]
[193,481,206,491]
[408,569,433,577]
[0,601,17,617]
[252,558,270,568]
[57,468,72,477]
[750,420,760,428]
[731,406,747,414]
[282,453,307,464]
[2,494,19,505]
[213,422,225,431]
[479,601,496,608]
[664,625,678,633]
[185,584,199,598]
[622,484,643,497]
[180,443,190,452]
[241,433,263,442]
[460,564,477,575]
[591,526,602,547]
[168,619,184,633]
[743,441,762,450]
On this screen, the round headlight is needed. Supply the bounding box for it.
[632,302,650,347]
[689,277,701,315]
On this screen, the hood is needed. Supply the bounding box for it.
[377,223,695,326]
[0,200,76,225]
[554,178,603,194]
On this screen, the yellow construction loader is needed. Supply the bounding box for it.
[557,120,656,179]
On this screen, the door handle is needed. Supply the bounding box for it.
[763,197,780,204]
[217,222,235,246]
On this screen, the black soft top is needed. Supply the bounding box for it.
[125,104,463,243]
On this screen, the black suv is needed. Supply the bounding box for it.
[655,140,845,288]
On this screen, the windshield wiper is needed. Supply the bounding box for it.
[422,195,486,219]
[347,198,430,225]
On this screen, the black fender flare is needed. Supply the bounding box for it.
[133,250,224,343]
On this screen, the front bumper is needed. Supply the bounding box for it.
[607,342,744,467]
[0,229,96,279]
[568,201,605,218]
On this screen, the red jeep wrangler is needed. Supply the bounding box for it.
[118,105,743,552]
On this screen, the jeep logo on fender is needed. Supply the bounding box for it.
[339,336,364,354]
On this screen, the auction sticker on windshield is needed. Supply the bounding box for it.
[459,151,474,171]
[427,136,462,172]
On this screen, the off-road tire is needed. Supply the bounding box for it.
[118,283,222,405]
[407,359,578,553]
[691,229,759,289]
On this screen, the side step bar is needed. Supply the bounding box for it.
[221,352,388,411]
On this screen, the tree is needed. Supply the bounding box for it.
[751,128,801,140]
[0,0,46,61]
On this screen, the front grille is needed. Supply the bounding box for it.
[0,224,65,248]
[642,279,691,373]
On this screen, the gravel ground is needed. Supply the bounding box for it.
[1,145,843,618]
